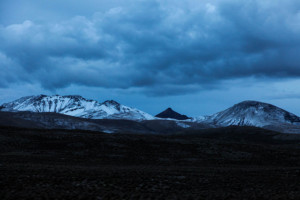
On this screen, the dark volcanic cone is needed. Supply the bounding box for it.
[155,108,190,120]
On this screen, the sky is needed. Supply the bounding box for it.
[1,0,300,117]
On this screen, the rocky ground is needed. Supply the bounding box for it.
[0,126,299,199]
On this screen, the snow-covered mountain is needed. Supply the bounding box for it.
[205,100,300,128]
[0,95,154,121]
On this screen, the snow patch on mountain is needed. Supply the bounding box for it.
[176,121,191,128]
[205,100,300,128]
[1,95,154,121]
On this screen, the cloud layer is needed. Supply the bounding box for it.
[1,0,300,95]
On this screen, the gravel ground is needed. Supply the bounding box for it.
[0,126,299,199]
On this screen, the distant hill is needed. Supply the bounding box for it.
[155,108,190,120]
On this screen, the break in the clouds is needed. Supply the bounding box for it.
[1,0,300,96]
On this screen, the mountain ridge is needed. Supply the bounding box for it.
[0,95,154,121]
[1,96,300,134]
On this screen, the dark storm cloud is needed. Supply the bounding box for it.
[1,0,300,95]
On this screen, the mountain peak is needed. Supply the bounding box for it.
[156,108,190,120]
[208,100,300,127]
[165,107,174,111]
[0,95,153,121]
[102,100,121,111]
[103,100,120,105]
[63,95,84,99]
[236,100,272,107]
[238,100,260,104]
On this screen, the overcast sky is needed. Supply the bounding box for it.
[1,0,300,116]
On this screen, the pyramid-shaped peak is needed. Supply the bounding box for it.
[156,107,190,120]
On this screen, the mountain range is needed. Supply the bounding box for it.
[1,95,300,134]
[0,95,154,121]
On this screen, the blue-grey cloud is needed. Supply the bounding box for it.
[1,0,300,95]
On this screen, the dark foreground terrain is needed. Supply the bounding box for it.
[0,126,300,199]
